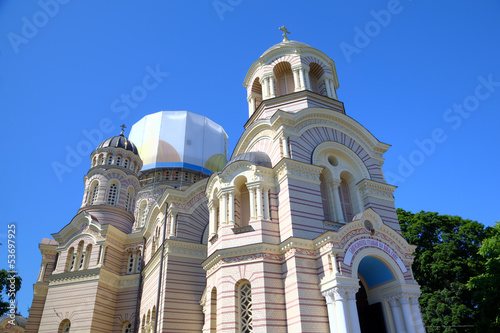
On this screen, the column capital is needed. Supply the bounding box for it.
[386,295,400,307]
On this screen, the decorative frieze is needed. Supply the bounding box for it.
[357,179,396,201]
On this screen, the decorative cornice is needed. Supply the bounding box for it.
[49,268,101,286]
[275,158,323,184]
[357,179,396,201]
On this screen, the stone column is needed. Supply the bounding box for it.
[325,78,332,97]
[400,294,416,333]
[293,69,300,91]
[387,296,405,333]
[330,80,337,99]
[282,137,290,158]
[410,296,426,333]
[304,69,311,90]
[221,193,227,224]
[37,263,46,282]
[333,287,350,333]
[209,204,216,237]
[322,291,338,333]
[332,182,345,223]
[346,288,361,333]
[256,187,263,219]
[228,192,235,225]
[249,187,255,220]
[263,77,269,99]
[169,212,177,237]
[299,69,306,90]
[269,75,275,97]
[263,188,270,220]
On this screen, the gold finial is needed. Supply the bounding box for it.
[120,124,126,136]
[279,26,290,42]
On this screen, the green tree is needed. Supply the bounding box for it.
[0,269,22,316]
[397,209,488,333]
[468,221,500,331]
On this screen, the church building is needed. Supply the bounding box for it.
[26,29,426,333]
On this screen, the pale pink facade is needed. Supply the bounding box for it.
[27,38,425,333]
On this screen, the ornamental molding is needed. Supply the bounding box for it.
[312,141,370,180]
[358,179,396,201]
[49,268,101,286]
[275,159,323,184]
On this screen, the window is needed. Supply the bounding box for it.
[89,181,99,205]
[107,154,113,165]
[238,281,253,333]
[138,201,148,227]
[308,62,324,94]
[274,62,295,96]
[320,174,332,221]
[122,322,132,333]
[136,251,142,273]
[124,158,129,169]
[67,248,75,272]
[99,155,105,165]
[59,320,71,333]
[84,244,92,269]
[125,187,134,211]
[339,178,353,222]
[127,253,134,274]
[211,287,217,331]
[116,155,122,166]
[239,184,250,227]
[107,182,119,206]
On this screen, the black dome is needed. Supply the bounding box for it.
[97,133,139,155]
[229,151,272,168]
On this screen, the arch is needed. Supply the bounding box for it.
[251,77,262,109]
[84,244,92,269]
[58,319,71,333]
[76,240,85,270]
[138,200,148,227]
[309,62,324,94]
[234,176,250,227]
[107,154,114,165]
[99,154,105,165]
[274,61,295,96]
[88,180,100,205]
[210,287,217,332]
[123,157,130,169]
[106,180,120,206]
[236,280,253,333]
[127,252,135,274]
[66,247,75,272]
[121,321,132,333]
[136,250,142,273]
[115,154,123,166]
[319,172,332,221]
[125,186,135,212]
[339,171,356,222]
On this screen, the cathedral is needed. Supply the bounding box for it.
[25,31,426,333]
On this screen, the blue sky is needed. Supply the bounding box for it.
[1,0,499,315]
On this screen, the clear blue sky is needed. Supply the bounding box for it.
[1,0,499,316]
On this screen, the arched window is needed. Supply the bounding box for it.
[237,281,253,333]
[89,181,99,205]
[211,287,217,332]
[92,156,97,167]
[99,154,105,165]
[107,181,119,206]
[107,154,114,165]
[239,184,250,227]
[319,174,332,221]
[76,241,85,271]
[274,62,295,96]
[250,77,262,111]
[59,319,71,333]
[116,155,122,166]
[339,178,354,222]
[308,62,324,94]
[127,253,135,274]
[84,244,92,269]
[125,187,134,211]
[123,158,129,169]
[138,201,148,227]
[136,251,142,273]
[121,321,132,333]
[67,247,75,272]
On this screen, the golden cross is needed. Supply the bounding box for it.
[120,124,126,135]
[279,26,290,42]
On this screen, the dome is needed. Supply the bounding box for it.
[129,111,228,173]
[229,151,272,168]
[260,40,311,57]
[97,133,139,155]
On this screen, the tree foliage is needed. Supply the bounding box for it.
[0,269,22,316]
[467,221,500,331]
[397,209,490,333]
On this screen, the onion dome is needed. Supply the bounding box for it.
[98,128,139,155]
[229,151,272,168]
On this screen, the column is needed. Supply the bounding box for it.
[293,69,300,91]
[263,188,270,220]
[325,78,332,97]
[209,204,216,237]
[221,193,227,224]
[169,212,177,237]
[333,288,349,333]
[322,291,338,333]
[249,187,255,220]
[269,75,275,97]
[330,80,337,99]
[98,245,105,265]
[332,182,345,223]
[228,192,235,225]
[410,296,426,333]
[256,187,263,219]
[304,69,311,90]
[387,296,405,333]
[282,137,289,158]
[248,97,255,117]
[400,294,416,333]
[346,288,361,333]
[263,78,269,99]
[299,69,305,90]
[37,263,46,282]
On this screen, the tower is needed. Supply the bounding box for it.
[201,31,425,332]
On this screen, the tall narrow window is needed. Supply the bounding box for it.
[125,187,134,211]
[84,244,92,269]
[239,184,250,227]
[138,201,148,227]
[107,182,118,206]
[67,248,75,272]
[89,182,99,205]
[136,251,142,273]
[309,62,324,94]
[211,288,217,332]
[238,281,253,333]
[107,154,113,165]
[116,155,122,166]
[339,179,353,222]
[274,62,295,96]
[319,174,331,221]
[124,158,129,169]
[127,253,134,274]
[99,155,105,165]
